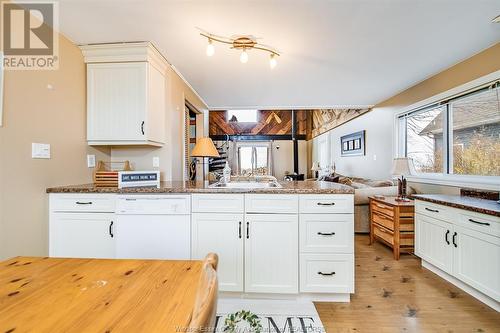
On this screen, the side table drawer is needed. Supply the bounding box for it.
[371,201,394,218]
[372,212,394,231]
[373,224,394,245]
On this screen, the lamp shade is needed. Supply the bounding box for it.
[311,161,321,171]
[191,137,220,158]
[391,157,416,176]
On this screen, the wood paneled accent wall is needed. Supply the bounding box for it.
[310,108,372,138]
[209,110,307,137]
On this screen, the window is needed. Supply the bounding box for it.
[227,110,258,123]
[398,81,500,177]
[238,145,269,175]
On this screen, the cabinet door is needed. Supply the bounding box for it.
[50,213,115,259]
[453,225,500,301]
[115,215,190,260]
[87,62,147,142]
[415,214,453,274]
[192,213,244,292]
[245,214,298,293]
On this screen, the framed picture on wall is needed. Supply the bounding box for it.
[341,130,365,156]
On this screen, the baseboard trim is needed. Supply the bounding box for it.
[421,260,499,312]
[219,292,351,303]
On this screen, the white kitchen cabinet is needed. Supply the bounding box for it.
[415,213,454,274]
[82,42,167,146]
[50,213,115,259]
[453,225,500,301]
[115,214,190,260]
[191,213,244,292]
[415,199,500,309]
[245,214,299,294]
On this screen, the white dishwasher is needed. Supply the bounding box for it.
[115,195,191,260]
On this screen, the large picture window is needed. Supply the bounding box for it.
[398,80,500,177]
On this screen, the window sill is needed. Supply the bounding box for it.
[406,174,500,191]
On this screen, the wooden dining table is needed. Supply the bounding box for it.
[0,256,203,333]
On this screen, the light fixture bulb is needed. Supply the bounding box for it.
[240,49,248,63]
[206,39,215,57]
[269,54,277,69]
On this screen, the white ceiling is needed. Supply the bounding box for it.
[56,0,500,109]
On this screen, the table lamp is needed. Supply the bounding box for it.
[191,137,220,185]
[391,157,416,202]
[311,162,321,178]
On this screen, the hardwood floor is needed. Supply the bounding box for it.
[315,235,500,333]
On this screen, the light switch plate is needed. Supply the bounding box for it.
[87,154,96,168]
[152,156,160,168]
[32,143,50,159]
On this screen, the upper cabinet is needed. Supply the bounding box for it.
[80,43,167,146]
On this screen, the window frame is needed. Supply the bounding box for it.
[394,71,500,190]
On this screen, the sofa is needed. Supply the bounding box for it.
[313,175,401,233]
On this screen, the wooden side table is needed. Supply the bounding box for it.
[369,196,415,260]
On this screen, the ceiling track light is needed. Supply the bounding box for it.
[200,31,279,69]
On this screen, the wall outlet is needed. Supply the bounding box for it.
[87,154,96,168]
[32,143,50,159]
[153,156,160,168]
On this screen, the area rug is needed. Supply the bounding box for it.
[215,298,326,332]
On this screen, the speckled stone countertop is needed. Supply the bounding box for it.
[412,194,500,217]
[46,181,354,195]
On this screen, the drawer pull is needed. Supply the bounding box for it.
[317,202,335,206]
[76,201,92,205]
[109,221,114,238]
[317,232,335,236]
[238,222,242,239]
[445,230,450,245]
[468,218,490,226]
[377,227,388,233]
[425,207,439,213]
[452,232,457,248]
[375,204,387,209]
[318,271,335,276]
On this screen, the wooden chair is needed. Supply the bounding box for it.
[188,253,219,332]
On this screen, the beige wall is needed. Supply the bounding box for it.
[0,35,111,260]
[111,67,208,181]
[309,43,500,193]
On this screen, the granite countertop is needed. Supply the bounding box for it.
[46,181,354,195]
[412,194,500,217]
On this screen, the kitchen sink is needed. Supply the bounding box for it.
[208,181,282,189]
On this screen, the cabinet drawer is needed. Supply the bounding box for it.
[245,194,298,214]
[416,200,454,222]
[50,194,115,212]
[299,195,354,214]
[300,254,354,293]
[300,214,353,253]
[192,194,244,213]
[370,201,394,218]
[458,211,500,238]
[372,212,394,230]
[116,195,190,214]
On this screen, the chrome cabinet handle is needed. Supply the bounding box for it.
[317,202,335,206]
[317,232,335,236]
[318,271,335,276]
[468,218,490,226]
[425,207,439,213]
[76,201,92,205]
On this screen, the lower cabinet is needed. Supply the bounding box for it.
[191,213,244,292]
[245,214,299,294]
[50,213,115,259]
[415,200,500,304]
[115,214,191,260]
[415,214,454,274]
[453,225,500,301]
